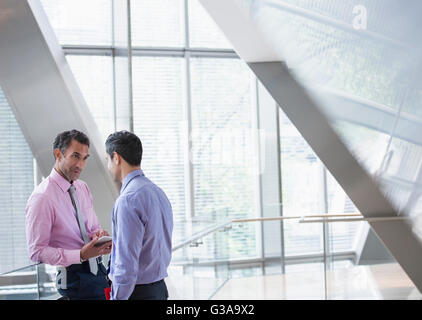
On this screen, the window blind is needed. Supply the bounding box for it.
[130,0,185,48]
[188,0,232,49]
[41,0,112,46]
[0,88,34,273]
[131,56,187,245]
[279,110,359,256]
[65,54,115,140]
[190,57,258,260]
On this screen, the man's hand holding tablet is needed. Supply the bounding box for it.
[80,235,112,262]
[94,236,112,247]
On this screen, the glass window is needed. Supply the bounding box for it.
[279,109,360,256]
[326,170,361,253]
[188,0,232,49]
[0,88,34,274]
[34,0,366,268]
[279,109,324,256]
[41,0,112,46]
[190,57,258,259]
[130,0,185,47]
[65,54,115,140]
[241,0,422,244]
[131,56,187,243]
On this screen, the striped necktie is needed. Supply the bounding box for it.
[68,184,98,275]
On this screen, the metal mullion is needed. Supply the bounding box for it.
[62,45,113,56]
[63,49,113,57]
[131,47,238,59]
[35,264,41,300]
[184,51,195,221]
[322,165,329,299]
[181,0,195,226]
[62,44,114,50]
[111,58,117,132]
[188,47,236,55]
[111,0,115,46]
[184,0,190,50]
[254,77,265,269]
[127,0,134,132]
[275,105,286,274]
[189,50,238,59]
[111,0,117,132]
[131,48,185,58]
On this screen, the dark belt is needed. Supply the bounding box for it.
[134,279,164,287]
[108,279,164,287]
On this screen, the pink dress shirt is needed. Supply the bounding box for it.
[25,168,101,267]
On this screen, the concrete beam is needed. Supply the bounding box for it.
[0,0,119,231]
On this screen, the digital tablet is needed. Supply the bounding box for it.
[94,235,112,247]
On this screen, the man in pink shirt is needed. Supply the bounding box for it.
[25,129,112,300]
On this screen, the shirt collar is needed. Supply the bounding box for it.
[50,168,72,193]
[121,169,144,194]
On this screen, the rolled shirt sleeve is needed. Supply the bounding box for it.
[111,194,145,300]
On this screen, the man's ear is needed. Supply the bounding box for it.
[113,152,121,165]
[53,148,61,161]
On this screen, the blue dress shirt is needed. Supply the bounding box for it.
[109,169,173,300]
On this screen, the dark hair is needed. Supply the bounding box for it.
[53,129,90,158]
[105,130,143,166]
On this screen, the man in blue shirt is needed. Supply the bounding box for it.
[105,131,173,300]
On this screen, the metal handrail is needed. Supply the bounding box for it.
[171,213,365,253]
[232,213,408,224]
[231,213,362,223]
[0,263,40,276]
[172,219,233,252]
[1,219,233,276]
[299,215,407,224]
[2,212,407,275]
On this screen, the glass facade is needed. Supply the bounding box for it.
[132,56,187,227]
[65,54,114,141]
[239,0,422,243]
[131,0,185,47]
[190,57,258,259]
[41,0,112,46]
[0,0,366,288]
[41,0,263,263]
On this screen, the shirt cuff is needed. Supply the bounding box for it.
[65,249,82,266]
[111,283,136,300]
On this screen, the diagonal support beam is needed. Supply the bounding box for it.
[0,0,118,231]
[249,61,395,218]
[199,0,422,292]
